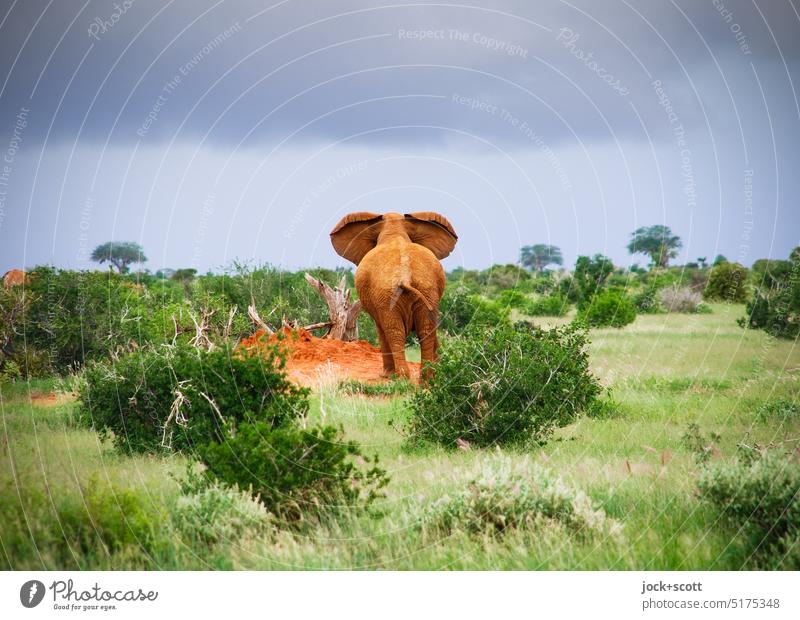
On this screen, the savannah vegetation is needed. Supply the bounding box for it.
[1,235,798,569]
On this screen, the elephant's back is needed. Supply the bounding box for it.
[357,241,444,293]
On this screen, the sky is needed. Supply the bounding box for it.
[0,0,798,274]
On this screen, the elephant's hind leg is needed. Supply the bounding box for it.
[414,307,439,384]
[380,314,410,378]
[376,324,396,377]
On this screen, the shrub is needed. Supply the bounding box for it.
[480,263,532,294]
[632,287,663,314]
[198,422,388,521]
[172,469,273,546]
[19,267,152,371]
[439,286,510,334]
[681,422,722,463]
[739,247,800,339]
[573,254,614,307]
[658,286,707,313]
[78,342,309,453]
[496,288,530,309]
[698,450,800,568]
[755,398,800,423]
[57,477,168,557]
[703,262,748,302]
[522,293,570,317]
[422,458,621,539]
[576,290,636,328]
[585,394,624,419]
[407,323,601,448]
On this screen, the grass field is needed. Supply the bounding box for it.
[2,303,798,570]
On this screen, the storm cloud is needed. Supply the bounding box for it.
[1,0,798,271]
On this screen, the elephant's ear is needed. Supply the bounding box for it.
[403,212,458,259]
[330,212,383,265]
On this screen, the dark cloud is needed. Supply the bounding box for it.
[1,0,798,273]
[1,0,798,148]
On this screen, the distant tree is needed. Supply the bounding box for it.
[626,225,682,268]
[171,268,198,283]
[156,268,176,280]
[713,254,728,266]
[697,257,708,270]
[520,244,563,273]
[90,241,147,273]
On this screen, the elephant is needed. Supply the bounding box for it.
[330,211,458,381]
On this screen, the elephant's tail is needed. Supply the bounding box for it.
[399,283,434,312]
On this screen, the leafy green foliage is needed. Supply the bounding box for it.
[704,262,749,302]
[739,247,800,339]
[496,288,530,309]
[57,477,167,556]
[78,343,309,453]
[573,254,614,307]
[522,293,570,317]
[681,423,722,463]
[439,286,510,334]
[755,397,800,423]
[198,422,388,521]
[632,287,663,314]
[408,323,601,447]
[698,450,800,568]
[576,290,636,328]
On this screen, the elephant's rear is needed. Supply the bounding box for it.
[356,241,443,313]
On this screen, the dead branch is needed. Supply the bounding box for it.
[188,308,215,351]
[247,302,274,334]
[304,272,362,341]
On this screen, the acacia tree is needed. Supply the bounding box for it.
[627,225,681,268]
[90,241,147,273]
[520,244,563,273]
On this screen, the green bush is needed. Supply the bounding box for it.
[573,254,614,307]
[422,458,621,539]
[439,286,510,334]
[198,422,388,521]
[576,290,636,328]
[755,398,800,423]
[496,288,530,309]
[408,323,601,448]
[522,293,570,317]
[698,450,800,568]
[703,262,748,302]
[57,477,168,557]
[172,469,273,546]
[632,287,663,314]
[739,248,799,339]
[78,342,309,453]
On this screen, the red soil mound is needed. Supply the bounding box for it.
[240,327,420,387]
